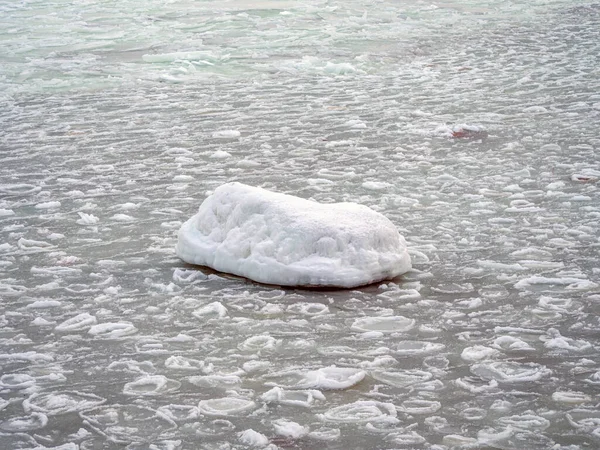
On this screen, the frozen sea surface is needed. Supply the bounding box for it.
[1,0,599,449]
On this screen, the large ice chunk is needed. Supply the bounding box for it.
[176,183,411,288]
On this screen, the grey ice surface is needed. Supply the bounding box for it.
[1,0,599,449]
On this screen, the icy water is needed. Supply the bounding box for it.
[1,0,600,449]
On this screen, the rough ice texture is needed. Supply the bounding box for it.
[176,183,411,288]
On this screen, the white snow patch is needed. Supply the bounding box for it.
[176,183,411,288]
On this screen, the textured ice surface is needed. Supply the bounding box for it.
[176,182,411,287]
[1,0,600,448]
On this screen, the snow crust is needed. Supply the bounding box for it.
[176,183,411,288]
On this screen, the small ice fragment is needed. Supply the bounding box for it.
[238,334,279,352]
[110,214,135,222]
[55,313,97,332]
[260,387,325,407]
[461,345,500,362]
[23,391,106,415]
[35,201,61,209]
[351,315,415,333]
[271,367,365,390]
[165,355,213,373]
[552,391,591,404]
[197,397,256,416]
[123,375,180,396]
[370,369,432,388]
[542,328,592,352]
[443,435,478,446]
[0,412,48,432]
[238,429,270,447]
[88,322,137,339]
[492,336,535,352]
[362,181,392,191]
[212,130,240,138]
[210,150,232,159]
[318,400,398,424]
[400,399,441,414]
[273,419,309,438]
[498,414,550,431]
[76,212,99,225]
[0,374,36,390]
[192,302,228,319]
[471,361,551,383]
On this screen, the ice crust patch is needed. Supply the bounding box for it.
[176,183,411,288]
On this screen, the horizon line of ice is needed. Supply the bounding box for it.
[175,182,411,288]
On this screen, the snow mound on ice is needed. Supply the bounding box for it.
[176,183,411,288]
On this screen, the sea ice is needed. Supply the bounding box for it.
[273,419,309,438]
[351,315,415,333]
[176,183,411,288]
[197,397,256,416]
[123,375,180,396]
[23,391,106,415]
[261,387,325,407]
[238,429,270,447]
[318,400,398,424]
[267,367,366,390]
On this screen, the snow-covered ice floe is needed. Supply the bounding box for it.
[176,183,411,288]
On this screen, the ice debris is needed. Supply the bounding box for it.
[176,182,411,288]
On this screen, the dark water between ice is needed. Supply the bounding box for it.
[1,1,599,449]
